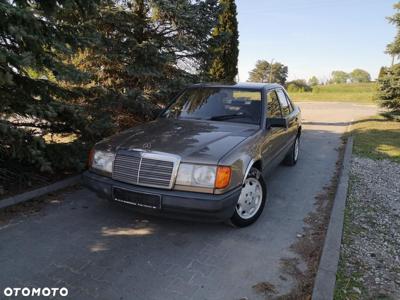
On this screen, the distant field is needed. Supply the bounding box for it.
[289,83,377,104]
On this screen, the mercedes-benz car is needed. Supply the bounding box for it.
[83,83,301,227]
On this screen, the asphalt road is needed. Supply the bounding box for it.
[0,102,378,300]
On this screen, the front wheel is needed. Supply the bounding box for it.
[230,168,267,227]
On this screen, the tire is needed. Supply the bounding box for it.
[230,167,267,227]
[284,135,300,166]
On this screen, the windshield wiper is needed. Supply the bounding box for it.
[209,113,249,121]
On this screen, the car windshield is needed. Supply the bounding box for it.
[161,87,262,125]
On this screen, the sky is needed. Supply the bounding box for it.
[236,0,398,82]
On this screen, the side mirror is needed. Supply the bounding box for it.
[266,118,288,129]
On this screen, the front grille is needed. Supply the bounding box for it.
[113,154,141,185]
[112,151,178,189]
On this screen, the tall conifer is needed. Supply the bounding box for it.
[207,0,239,83]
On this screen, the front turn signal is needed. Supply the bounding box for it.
[215,166,232,189]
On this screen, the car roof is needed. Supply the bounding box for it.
[189,82,283,91]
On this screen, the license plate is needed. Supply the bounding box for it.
[113,188,161,209]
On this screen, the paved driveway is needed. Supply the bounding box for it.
[0,102,377,300]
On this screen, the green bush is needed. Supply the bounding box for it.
[286,80,312,93]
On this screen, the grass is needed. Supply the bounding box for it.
[334,177,365,300]
[335,265,364,300]
[351,115,400,162]
[290,83,377,103]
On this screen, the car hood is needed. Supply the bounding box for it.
[96,118,259,164]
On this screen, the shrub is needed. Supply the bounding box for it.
[286,80,312,93]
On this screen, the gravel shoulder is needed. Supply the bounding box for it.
[335,156,400,299]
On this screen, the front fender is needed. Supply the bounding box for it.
[216,131,263,195]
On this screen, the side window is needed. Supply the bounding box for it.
[266,90,282,118]
[276,89,291,116]
[283,90,294,111]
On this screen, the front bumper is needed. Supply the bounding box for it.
[83,171,241,222]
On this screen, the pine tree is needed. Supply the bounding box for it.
[0,0,221,174]
[377,64,400,115]
[0,0,102,172]
[207,0,239,83]
[377,2,400,115]
[378,67,387,80]
[386,3,400,59]
[74,0,218,128]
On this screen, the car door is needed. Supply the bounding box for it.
[283,90,300,138]
[276,88,298,151]
[261,89,287,175]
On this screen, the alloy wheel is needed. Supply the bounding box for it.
[235,178,263,219]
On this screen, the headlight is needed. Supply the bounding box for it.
[176,164,216,188]
[175,164,232,189]
[90,150,115,174]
